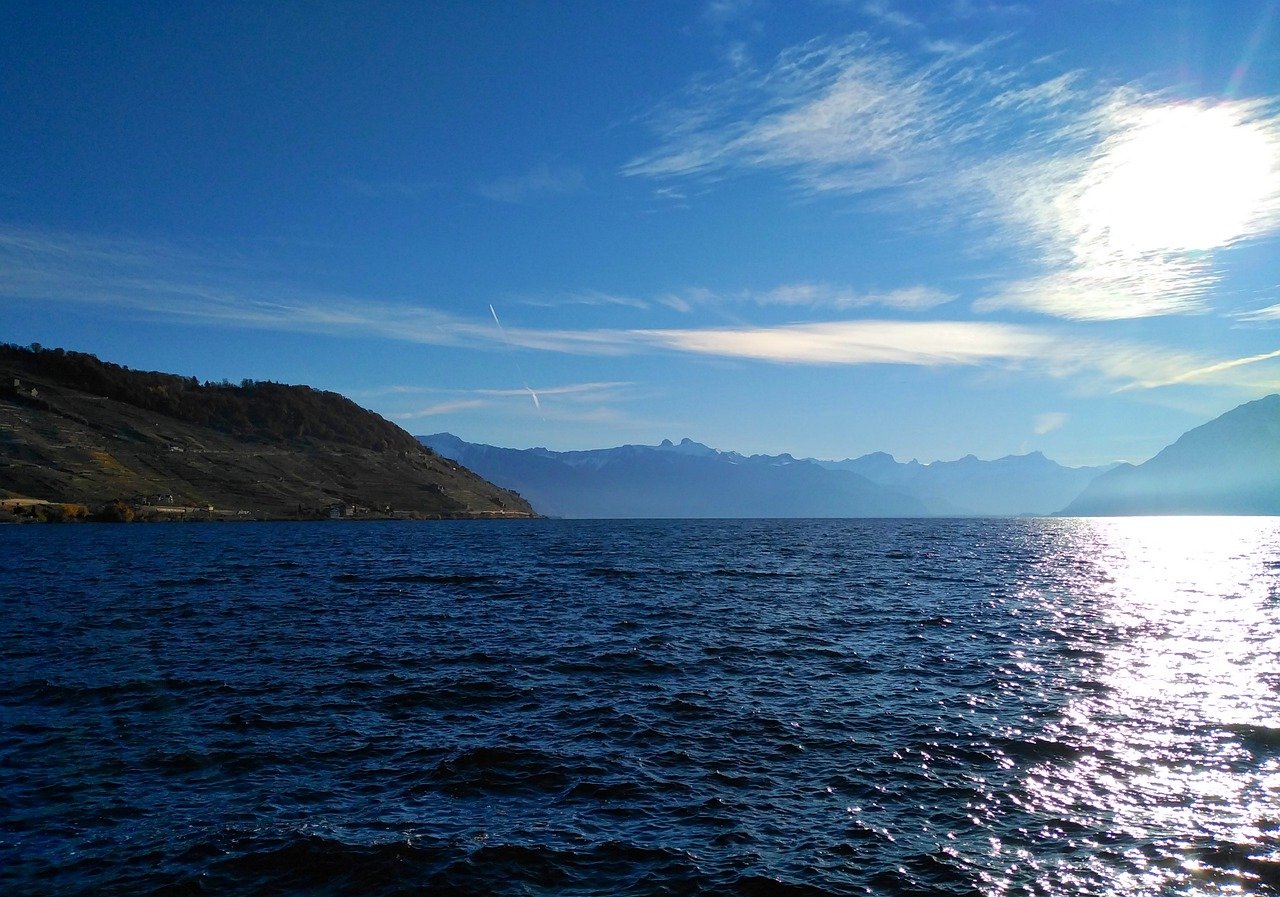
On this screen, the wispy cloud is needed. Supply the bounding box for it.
[1235,301,1280,322]
[635,319,1048,365]
[385,381,640,425]
[398,399,489,419]
[1116,347,1280,391]
[949,0,1030,19]
[625,34,1280,322]
[1033,411,1067,435]
[651,185,690,203]
[622,33,1044,197]
[860,1,922,31]
[7,226,1277,396]
[476,163,586,203]
[362,381,632,400]
[619,319,1280,395]
[518,282,954,314]
[0,225,493,348]
[515,290,654,311]
[735,282,954,310]
[475,381,634,399]
[703,0,758,21]
[624,37,964,195]
[972,255,1217,320]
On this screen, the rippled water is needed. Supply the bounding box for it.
[2,517,1279,895]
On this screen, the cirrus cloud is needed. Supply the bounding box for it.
[5,225,1279,398]
[624,32,1280,323]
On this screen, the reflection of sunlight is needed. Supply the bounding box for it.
[1017,518,1280,894]
[1074,103,1277,256]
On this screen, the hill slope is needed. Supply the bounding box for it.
[0,344,534,519]
[1063,395,1280,515]
[419,434,927,518]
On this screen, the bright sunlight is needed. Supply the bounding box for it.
[1075,102,1279,256]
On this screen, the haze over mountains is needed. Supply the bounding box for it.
[817,451,1112,517]
[420,434,1114,519]
[424,395,1280,518]
[419,434,927,519]
[1064,394,1280,515]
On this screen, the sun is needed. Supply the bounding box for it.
[1074,102,1278,256]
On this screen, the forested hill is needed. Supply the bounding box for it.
[2,343,420,451]
[0,343,535,520]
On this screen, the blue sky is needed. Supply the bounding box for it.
[4,1,1280,465]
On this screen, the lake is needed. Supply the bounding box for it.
[3,517,1279,895]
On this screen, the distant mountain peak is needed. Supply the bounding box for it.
[417,432,925,518]
[655,437,717,457]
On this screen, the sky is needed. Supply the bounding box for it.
[4,1,1280,466]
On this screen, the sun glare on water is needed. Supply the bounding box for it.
[1075,103,1279,256]
[1016,518,1280,893]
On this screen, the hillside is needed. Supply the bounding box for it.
[1063,394,1280,515]
[419,434,927,518]
[0,344,535,520]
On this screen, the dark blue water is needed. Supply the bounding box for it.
[3,518,1279,895]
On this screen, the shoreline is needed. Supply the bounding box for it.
[0,498,538,524]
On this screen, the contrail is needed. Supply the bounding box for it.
[489,304,542,412]
[1167,347,1280,385]
[1118,346,1280,392]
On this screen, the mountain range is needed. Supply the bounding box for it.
[423,394,1280,518]
[419,434,1112,518]
[418,434,926,518]
[816,451,1113,516]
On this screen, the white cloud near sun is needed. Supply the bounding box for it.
[971,254,1217,320]
[978,97,1280,320]
[624,32,1280,322]
[1073,102,1280,255]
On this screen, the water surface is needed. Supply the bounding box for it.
[2,518,1278,895]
